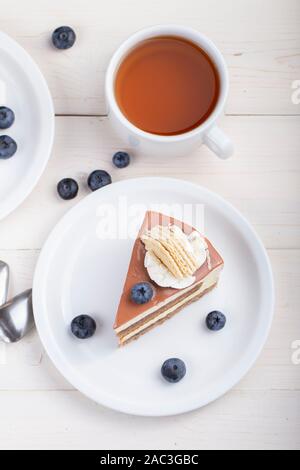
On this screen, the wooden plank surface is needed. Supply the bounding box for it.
[0,0,299,451]
[0,0,299,115]
[0,115,299,250]
[0,390,299,450]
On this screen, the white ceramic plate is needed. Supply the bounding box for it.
[33,178,274,416]
[0,31,54,220]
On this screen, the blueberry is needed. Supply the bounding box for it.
[0,107,15,129]
[113,151,130,169]
[57,178,79,200]
[71,315,96,339]
[161,358,186,383]
[130,282,154,304]
[0,135,17,160]
[206,311,226,331]
[52,26,76,50]
[87,170,112,191]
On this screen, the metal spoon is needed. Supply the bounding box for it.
[0,289,34,343]
[0,261,9,306]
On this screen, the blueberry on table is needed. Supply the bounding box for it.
[57,178,79,200]
[87,170,112,191]
[206,311,226,331]
[130,282,154,304]
[113,151,130,169]
[52,26,76,50]
[0,107,15,129]
[71,315,96,339]
[161,358,186,383]
[0,135,17,160]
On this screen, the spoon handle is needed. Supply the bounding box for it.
[0,261,9,306]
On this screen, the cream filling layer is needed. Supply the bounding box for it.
[118,267,222,341]
[143,229,209,289]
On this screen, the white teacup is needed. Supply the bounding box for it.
[105,25,233,159]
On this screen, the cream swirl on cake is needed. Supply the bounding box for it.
[141,225,209,289]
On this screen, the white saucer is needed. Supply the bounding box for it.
[33,178,274,416]
[0,31,54,220]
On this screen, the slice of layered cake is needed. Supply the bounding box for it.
[114,211,224,346]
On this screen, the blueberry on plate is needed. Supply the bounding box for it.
[57,178,79,200]
[206,311,226,331]
[0,135,17,160]
[113,151,130,169]
[87,170,112,191]
[71,315,96,339]
[130,282,154,304]
[161,358,186,383]
[52,26,76,50]
[0,107,15,129]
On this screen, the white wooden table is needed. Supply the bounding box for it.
[0,0,299,450]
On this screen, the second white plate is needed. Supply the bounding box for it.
[33,178,274,416]
[0,31,54,220]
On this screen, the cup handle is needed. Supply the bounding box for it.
[204,126,234,159]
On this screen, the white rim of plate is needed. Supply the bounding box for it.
[33,177,275,416]
[0,31,54,220]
